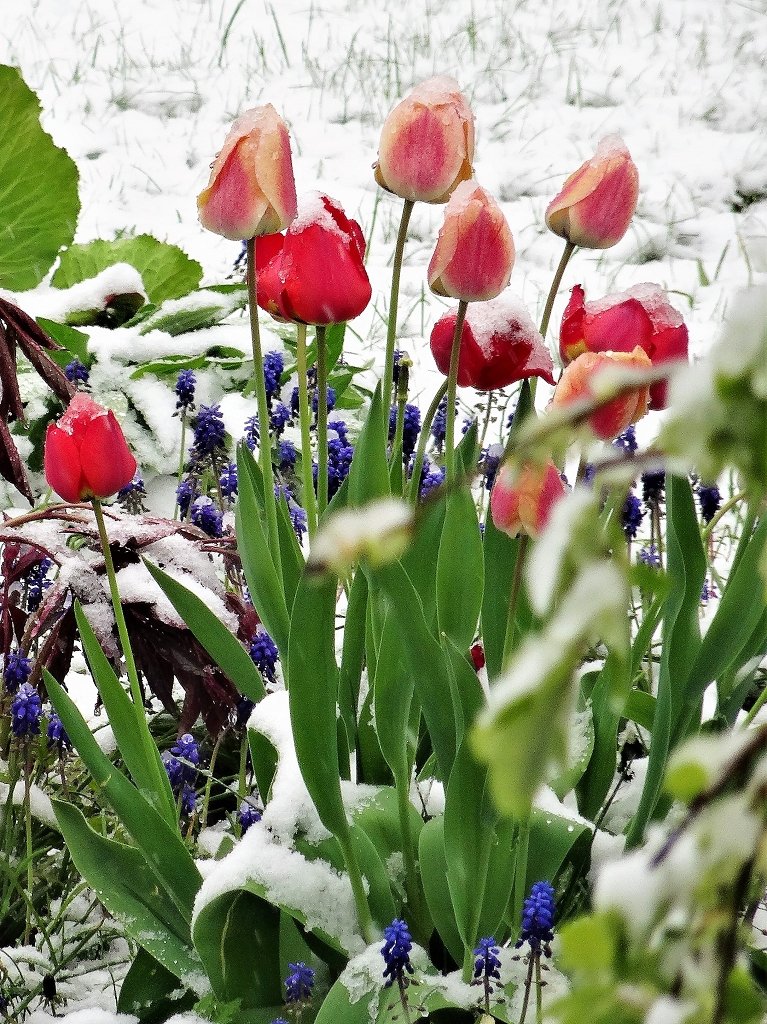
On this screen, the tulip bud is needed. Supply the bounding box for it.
[256,193,371,325]
[374,76,475,204]
[428,182,515,302]
[198,105,298,241]
[430,296,554,390]
[44,393,137,503]
[550,347,652,440]
[559,283,688,410]
[491,460,566,539]
[545,136,639,250]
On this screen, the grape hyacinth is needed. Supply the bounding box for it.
[289,503,308,543]
[479,444,503,491]
[219,462,238,500]
[4,651,31,694]
[472,936,502,1011]
[431,395,448,452]
[235,695,255,728]
[278,439,297,472]
[64,358,89,386]
[389,403,421,459]
[328,419,349,445]
[622,492,644,541]
[639,545,661,569]
[696,481,721,524]
[243,414,260,451]
[419,461,446,501]
[311,384,336,417]
[26,557,53,612]
[11,683,43,738]
[117,472,146,513]
[284,962,315,1004]
[263,350,284,404]
[642,470,665,506]
[517,881,555,955]
[191,404,227,457]
[176,479,198,517]
[270,401,291,436]
[47,712,71,753]
[179,782,197,817]
[238,800,262,834]
[249,628,279,684]
[613,424,637,455]
[175,369,197,410]
[191,496,223,538]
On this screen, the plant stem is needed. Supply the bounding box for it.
[316,325,330,518]
[512,816,531,939]
[383,199,414,416]
[173,411,187,521]
[200,732,222,831]
[23,743,33,944]
[295,322,318,538]
[444,299,469,483]
[538,240,576,340]
[246,237,282,586]
[502,536,529,669]
[92,499,142,709]
[535,953,543,1024]
[518,955,535,1024]
[397,767,425,941]
[407,380,448,503]
[701,491,747,541]
[337,831,376,944]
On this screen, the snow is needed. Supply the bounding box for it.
[308,497,413,573]
[9,264,146,323]
[0,779,56,827]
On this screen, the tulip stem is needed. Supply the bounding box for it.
[316,325,329,519]
[539,239,576,341]
[295,323,318,538]
[383,199,415,419]
[246,238,283,587]
[408,379,448,503]
[444,299,469,483]
[502,535,529,668]
[173,411,187,521]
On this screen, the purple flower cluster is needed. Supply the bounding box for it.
[191,496,223,538]
[175,369,196,410]
[517,881,555,954]
[249,628,279,684]
[11,683,42,738]
[381,918,414,988]
[4,651,32,693]
[65,358,90,386]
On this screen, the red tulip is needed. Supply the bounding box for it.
[491,460,566,539]
[430,296,554,390]
[428,182,515,302]
[550,347,652,440]
[257,193,372,325]
[545,136,639,250]
[44,394,137,503]
[198,105,297,241]
[559,283,688,409]
[374,76,475,204]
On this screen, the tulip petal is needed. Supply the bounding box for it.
[44,424,85,503]
[79,412,138,499]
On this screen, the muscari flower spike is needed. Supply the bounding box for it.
[191,496,224,538]
[243,414,260,450]
[516,881,555,955]
[389,403,422,459]
[270,401,292,436]
[639,544,661,569]
[696,481,721,524]
[64,358,89,386]
[419,461,446,501]
[47,712,71,752]
[219,462,238,499]
[192,404,227,457]
[284,962,315,1004]
[613,424,637,455]
[11,683,43,738]
[175,369,197,410]
[381,918,414,988]
[278,439,297,472]
[176,479,198,517]
[622,492,644,540]
[4,651,32,694]
[473,936,501,983]
[480,444,503,491]
[238,800,262,834]
[250,628,279,684]
[263,350,285,405]
[642,470,665,506]
[26,557,53,612]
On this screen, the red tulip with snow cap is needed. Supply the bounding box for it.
[550,347,652,440]
[545,136,639,250]
[428,182,515,302]
[197,104,297,240]
[257,193,371,325]
[430,296,554,390]
[491,460,567,539]
[559,283,688,409]
[44,393,137,503]
[374,76,475,204]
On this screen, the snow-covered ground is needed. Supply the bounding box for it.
[2,0,766,1019]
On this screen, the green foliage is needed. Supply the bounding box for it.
[0,65,80,289]
[52,234,202,305]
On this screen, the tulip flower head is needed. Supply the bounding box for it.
[256,193,371,325]
[491,460,567,539]
[550,347,652,440]
[44,394,137,504]
[430,296,555,390]
[198,105,297,241]
[428,182,515,302]
[374,76,475,204]
[545,135,639,250]
[559,283,688,409]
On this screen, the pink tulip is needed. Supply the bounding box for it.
[429,296,554,390]
[559,283,688,410]
[428,182,515,302]
[198,105,297,241]
[545,136,639,249]
[491,460,566,539]
[550,347,652,440]
[374,76,475,204]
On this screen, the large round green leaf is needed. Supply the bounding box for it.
[0,65,80,289]
[52,234,202,304]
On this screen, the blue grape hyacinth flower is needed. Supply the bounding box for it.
[11,683,43,738]
[516,881,555,954]
[4,651,31,694]
[284,962,315,1004]
[381,918,414,988]
[175,369,196,410]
